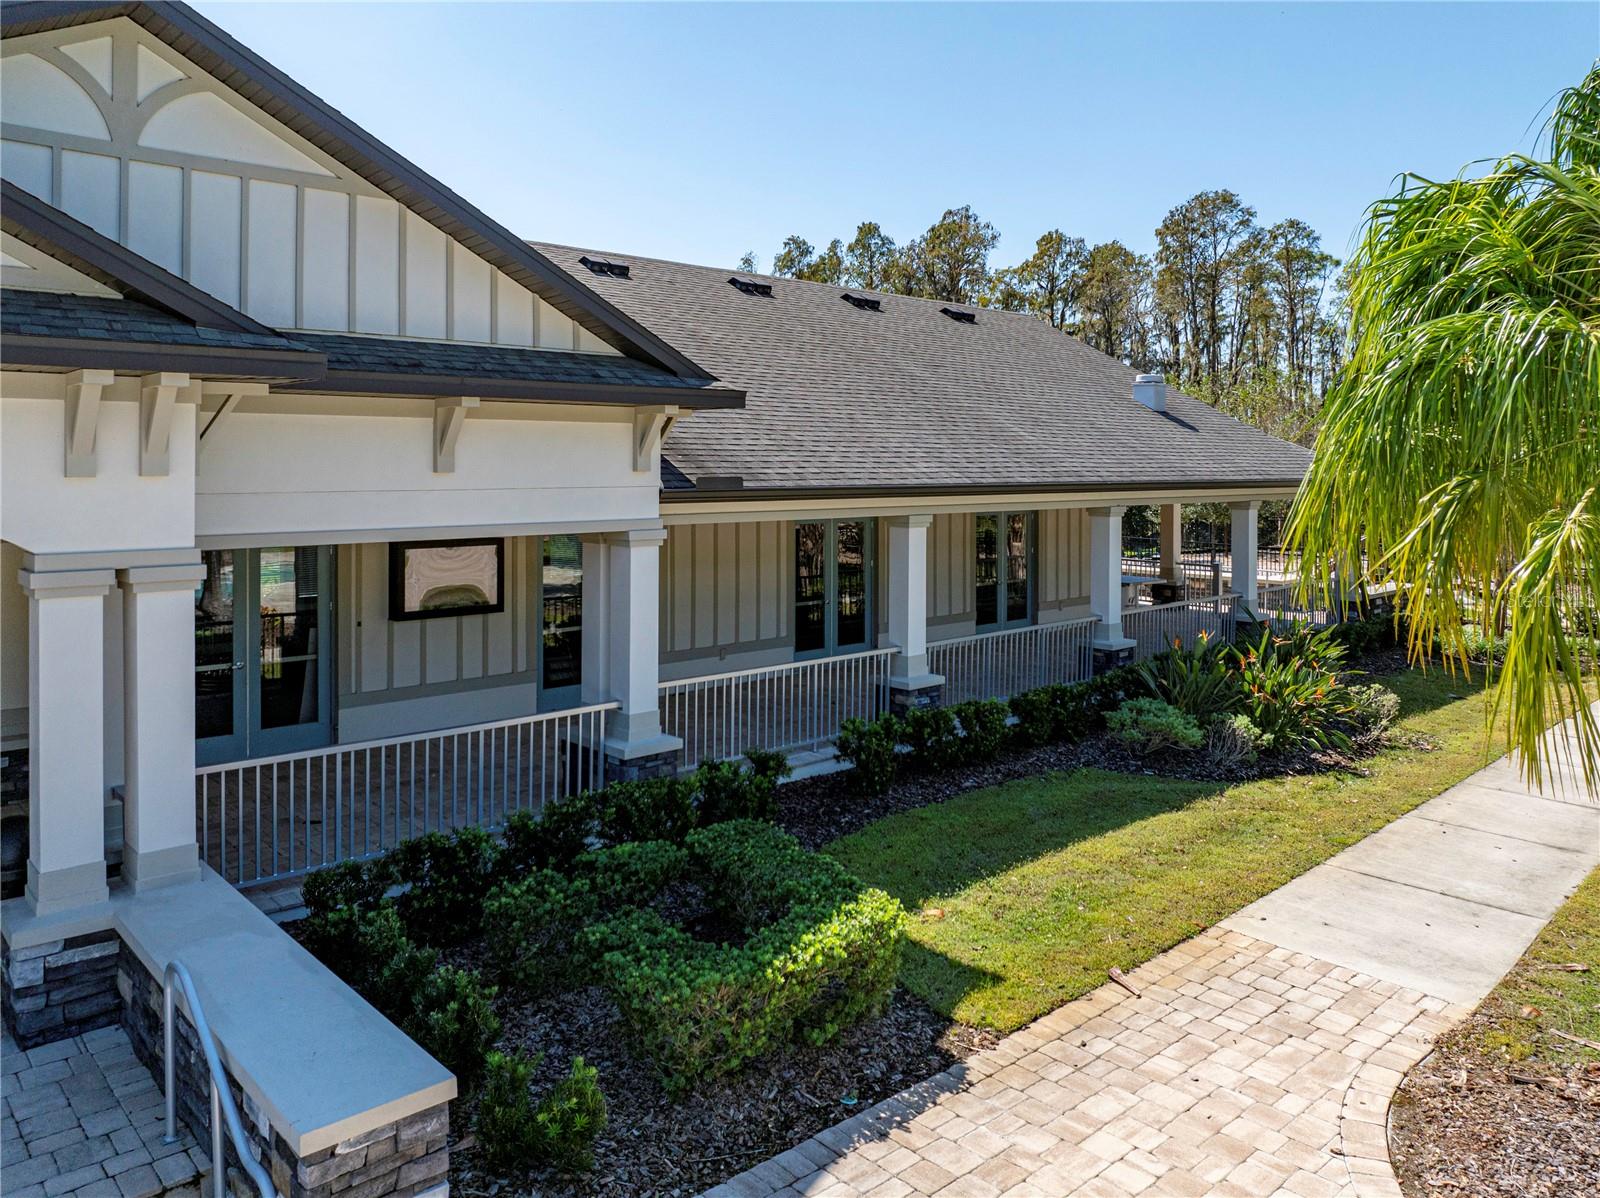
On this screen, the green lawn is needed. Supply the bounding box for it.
[829,667,1509,1033]
[1476,864,1600,1067]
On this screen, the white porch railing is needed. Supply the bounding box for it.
[659,648,894,769]
[927,617,1098,704]
[1123,594,1239,661]
[1258,581,1335,628]
[195,703,615,886]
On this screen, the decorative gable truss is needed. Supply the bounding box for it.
[0,18,618,353]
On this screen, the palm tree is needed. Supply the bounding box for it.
[1288,63,1600,789]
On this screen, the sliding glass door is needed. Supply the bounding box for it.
[975,512,1034,631]
[195,547,333,766]
[794,519,874,658]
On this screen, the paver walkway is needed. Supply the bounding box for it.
[1,1026,203,1198]
[705,711,1599,1198]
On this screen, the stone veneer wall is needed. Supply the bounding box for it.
[1,927,122,1048]
[118,943,450,1198]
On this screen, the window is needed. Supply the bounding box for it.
[794,519,874,657]
[541,535,583,695]
[976,512,1033,629]
[389,539,504,620]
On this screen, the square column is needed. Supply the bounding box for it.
[1087,506,1135,665]
[885,515,943,711]
[578,534,611,707]
[1231,501,1261,620]
[119,558,207,891]
[601,527,681,779]
[20,565,116,915]
[1159,503,1182,583]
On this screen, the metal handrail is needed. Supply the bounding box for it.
[163,960,279,1198]
[657,645,894,690]
[928,614,1098,651]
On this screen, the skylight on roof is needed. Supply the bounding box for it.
[579,255,630,279]
[728,277,773,297]
[841,293,881,312]
[940,307,977,324]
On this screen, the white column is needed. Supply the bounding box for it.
[1231,501,1260,619]
[1159,504,1182,584]
[1087,506,1133,648]
[119,558,206,891]
[21,565,116,915]
[885,515,938,687]
[602,527,679,761]
[578,534,610,707]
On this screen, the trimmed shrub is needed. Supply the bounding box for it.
[693,756,782,825]
[835,715,900,797]
[742,746,793,785]
[403,965,500,1091]
[301,903,416,997]
[949,699,1009,764]
[1107,698,1204,755]
[477,1051,608,1175]
[1007,686,1062,747]
[486,841,689,994]
[501,793,599,878]
[301,858,391,920]
[899,706,960,773]
[587,821,906,1091]
[484,870,597,994]
[596,776,697,847]
[390,826,502,945]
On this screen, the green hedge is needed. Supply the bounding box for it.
[584,821,906,1091]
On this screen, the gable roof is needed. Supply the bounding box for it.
[0,0,717,381]
[529,243,1315,499]
[1,182,742,406]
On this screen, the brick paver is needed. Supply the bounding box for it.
[1,1027,201,1198]
[703,928,1466,1197]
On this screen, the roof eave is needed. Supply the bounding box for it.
[1,333,327,382]
[282,371,746,409]
[661,478,1308,503]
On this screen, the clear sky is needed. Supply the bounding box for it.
[193,1,1598,272]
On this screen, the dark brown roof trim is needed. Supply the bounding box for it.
[662,478,1305,503]
[1,334,327,381]
[1,2,717,382]
[286,371,746,409]
[2,182,277,335]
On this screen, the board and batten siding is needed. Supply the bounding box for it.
[334,538,543,742]
[1038,507,1092,620]
[0,23,616,352]
[660,522,791,679]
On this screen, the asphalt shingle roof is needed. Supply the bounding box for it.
[297,332,724,393]
[529,243,1314,495]
[1,287,310,353]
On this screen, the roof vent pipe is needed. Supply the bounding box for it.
[1134,373,1167,412]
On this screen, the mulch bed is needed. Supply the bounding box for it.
[1389,1020,1600,1197]
[443,976,996,1198]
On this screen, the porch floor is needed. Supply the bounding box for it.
[1,1026,204,1198]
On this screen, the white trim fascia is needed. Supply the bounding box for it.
[659,484,1302,525]
[195,516,659,550]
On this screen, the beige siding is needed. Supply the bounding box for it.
[337,536,537,699]
[661,521,789,667]
[928,512,976,629]
[1039,508,1091,613]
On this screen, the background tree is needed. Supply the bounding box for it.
[988,229,1088,328]
[770,235,815,278]
[1077,241,1149,362]
[844,221,897,290]
[1287,63,1600,787]
[736,251,760,274]
[896,205,999,303]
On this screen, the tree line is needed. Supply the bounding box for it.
[741,192,1345,447]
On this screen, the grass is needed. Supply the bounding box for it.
[828,667,1511,1033]
[1475,865,1600,1067]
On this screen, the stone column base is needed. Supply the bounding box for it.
[1092,639,1136,674]
[888,674,945,715]
[602,733,685,783]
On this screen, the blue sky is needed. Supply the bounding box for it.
[195,1,1598,272]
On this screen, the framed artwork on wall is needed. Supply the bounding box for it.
[388,538,505,620]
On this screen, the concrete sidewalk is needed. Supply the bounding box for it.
[703,709,1599,1198]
